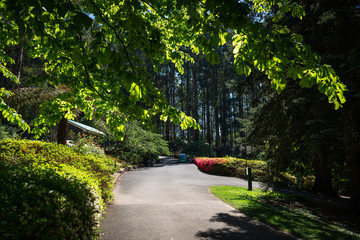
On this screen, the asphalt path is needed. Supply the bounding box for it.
[100,156,296,240]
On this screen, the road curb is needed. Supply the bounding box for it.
[112,167,130,185]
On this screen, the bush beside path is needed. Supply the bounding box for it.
[194,157,267,181]
[0,139,120,239]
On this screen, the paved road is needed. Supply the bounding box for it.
[100,157,296,240]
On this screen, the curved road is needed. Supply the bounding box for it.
[100,156,296,240]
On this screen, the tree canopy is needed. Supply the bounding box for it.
[0,0,346,138]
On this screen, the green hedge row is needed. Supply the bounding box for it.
[209,157,268,181]
[0,139,116,239]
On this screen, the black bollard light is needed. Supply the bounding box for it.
[247,167,252,191]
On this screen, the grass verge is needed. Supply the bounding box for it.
[210,186,360,240]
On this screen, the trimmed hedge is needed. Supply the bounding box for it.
[194,157,268,180]
[0,139,116,239]
[194,158,226,172]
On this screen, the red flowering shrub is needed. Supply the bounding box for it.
[194,157,268,180]
[194,158,228,172]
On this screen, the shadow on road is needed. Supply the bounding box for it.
[130,156,190,170]
[195,211,295,240]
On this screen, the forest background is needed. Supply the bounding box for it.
[145,0,360,206]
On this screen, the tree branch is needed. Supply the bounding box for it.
[89,0,137,75]
[141,0,174,20]
[83,64,109,102]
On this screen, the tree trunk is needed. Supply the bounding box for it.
[202,93,206,142]
[215,103,220,148]
[180,94,185,139]
[186,60,191,141]
[313,150,334,195]
[172,122,176,141]
[343,107,360,213]
[15,44,24,87]
[239,96,245,138]
[170,65,176,140]
[165,118,170,141]
[192,62,199,141]
[212,65,220,148]
[230,128,233,146]
[206,87,211,145]
[164,64,174,141]
[221,78,227,145]
[57,116,68,145]
[157,115,162,135]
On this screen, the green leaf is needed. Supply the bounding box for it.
[129,82,141,102]
[299,76,312,88]
[244,65,251,76]
[271,79,277,90]
[287,67,297,80]
[54,27,64,39]
[160,115,168,122]
[219,31,229,45]
[236,64,244,75]
[74,12,93,29]
[0,65,18,83]
[72,48,86,63]
[41,35,50,47]
[317,83,327,93]
[196,36,210,50]
[205,0,217,10]
[205,51,220,65]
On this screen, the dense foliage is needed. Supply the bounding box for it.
[241,0,360,201]
[182,141,216,158]
[168,138,187,154]
[0,121,17,140]
[0,0,345,138]
[107,122,170,165]
[72,134,107,156]
[0,139,116,239]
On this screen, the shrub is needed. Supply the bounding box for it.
[109,122,170,165]
[194,158,226,172]
[0,139,116,239]
[182,142,216,157]
[74,135,105,156]
[212,158,268,180]
[0,163,102,239]
[168,138,186,154]
[0,139,115,201]
[194,157,268,181]
[0,122,17,140]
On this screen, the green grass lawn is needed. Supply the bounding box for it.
[210,186,360,240]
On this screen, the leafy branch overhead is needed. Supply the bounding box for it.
[0,0,346,136]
